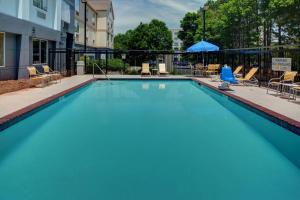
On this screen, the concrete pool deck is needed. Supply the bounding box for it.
[0,75,299,132]
[0,76,94,126]
[194,77,300,122]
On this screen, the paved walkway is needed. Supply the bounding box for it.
[0,75,299,123]
[195,77,300,122]
[0,76,94,118]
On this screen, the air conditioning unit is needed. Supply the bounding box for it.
[37,11,46,19]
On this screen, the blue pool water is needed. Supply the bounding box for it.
[0,80,300,200]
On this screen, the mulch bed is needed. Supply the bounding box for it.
[0,79,33,95]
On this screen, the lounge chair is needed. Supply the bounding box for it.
[267,71,298,94]
[193,63,205,76]
[237,67,258,85]
[158,63,169,76]
[27,66,50,87]
[141,63,151,76]
[204,64,220,76]
[42,65,61,83]
[233,66,243,77]
[220,65,238,84]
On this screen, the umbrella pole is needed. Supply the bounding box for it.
[202,52,204,66]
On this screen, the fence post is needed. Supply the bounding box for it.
[258,49,262,87]
[105,50,108,74]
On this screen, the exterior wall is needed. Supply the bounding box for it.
[0,32,18,80]
[95,30,107,47]
[60,0,75,48]
[0,0,19,17]
[29,0,59,30]
[0,0,61,31]
[0,0,64,80]
[74,0,114,49]
[96,9,114,49]
[107,5,114,48]
[74,1,97,48]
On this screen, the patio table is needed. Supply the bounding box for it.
[151,68,158,75]
[280,83,299,99]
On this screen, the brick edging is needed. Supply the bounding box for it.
[192,78,300,135]
[0,79,95,131]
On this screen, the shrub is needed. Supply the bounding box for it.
[125,68,140,75]
[81,56,129,73]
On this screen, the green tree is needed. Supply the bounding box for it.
[114,33,130,50]
[268,0,300,44]
[178,12,199,50]
[113,19,172,50]
[181,0,261,49]
[147,19,173,50]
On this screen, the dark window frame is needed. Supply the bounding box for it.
[32,38,48,64]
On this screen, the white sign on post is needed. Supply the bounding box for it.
[101,54,106,60]
[272,58,292,71]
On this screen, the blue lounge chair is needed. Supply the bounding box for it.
[220,65,238,84]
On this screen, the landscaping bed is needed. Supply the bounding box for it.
[0,79,32,95]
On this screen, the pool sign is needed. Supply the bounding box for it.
[272,58,292,71]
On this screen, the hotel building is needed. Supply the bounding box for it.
[0,0,75,80]
[74,0,114,49]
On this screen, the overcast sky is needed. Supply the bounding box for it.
[113,0,206,34]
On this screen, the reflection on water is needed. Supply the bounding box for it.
[159,84,166,90]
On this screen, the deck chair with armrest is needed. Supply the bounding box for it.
[237,67,259,85]
[204,64,220,76]
[193,63,205,76]
[267,71,298,94]
[141,63,151,76]
[42,65,62,83]
[158,63,169,76]
[27,66,50,87]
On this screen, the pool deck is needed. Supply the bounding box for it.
[194,77,300,121]
[0,75,299,132]
[0,76,94,127]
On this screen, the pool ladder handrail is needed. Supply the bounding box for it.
[93,63,111,81]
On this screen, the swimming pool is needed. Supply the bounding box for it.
[0,80,300,200]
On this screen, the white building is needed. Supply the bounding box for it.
[74,0,114,49]
[0,0,75,80]
[170,28,183,51]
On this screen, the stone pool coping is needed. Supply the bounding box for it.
[0,77,299,135]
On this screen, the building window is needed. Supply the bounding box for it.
[92,13,96,26]
[0,33,5,67]
[75,20,79,33]
[61,0,71,23]
[32,39,48,64]
[75,0,80,14]
[33,0,48,11]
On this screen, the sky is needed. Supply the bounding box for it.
[113,0,206,34]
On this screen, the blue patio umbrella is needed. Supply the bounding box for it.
[187,40,219,65]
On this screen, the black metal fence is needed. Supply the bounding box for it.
[49,46,300,83]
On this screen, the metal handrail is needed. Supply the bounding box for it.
[93,63,111,81]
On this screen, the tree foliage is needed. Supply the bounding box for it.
[114,19,172,50]
[177,12,199,50]
[179,0,300,49]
